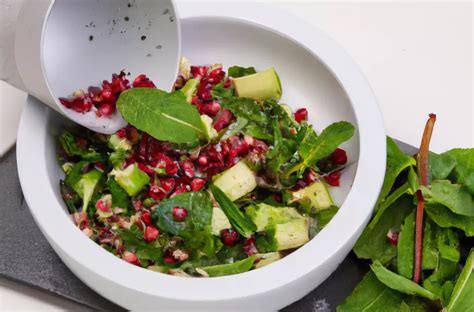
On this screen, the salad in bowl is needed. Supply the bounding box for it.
[56,58,355,277]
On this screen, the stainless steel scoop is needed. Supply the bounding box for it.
[2,0,181,134]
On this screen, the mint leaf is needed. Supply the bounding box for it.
[117,88,207,147]
[443,148,474,195]
[284,121,355,177]
[228,66,256,78]
[422,180,474,216]
[371,260,438,300]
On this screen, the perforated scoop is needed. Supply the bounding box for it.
[12,0,181,134]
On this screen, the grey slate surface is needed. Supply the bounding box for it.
[0,140,418,311]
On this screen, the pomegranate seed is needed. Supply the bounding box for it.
[59,96,93,113]
[294,108,308,123]
[94,162,105,172]
[190,178,206,191]
[243,238,258,256]
[213,109,234,131]
[165,161,179,175]
[163,256,176,264]
[179,160,195,178]
[132,74,156,88]
[136,162,154,175]
[95,199,110,212]
[88,86,102,101]
[126,127,140,143]
[116,128,126,138]
[386,230,399,246]
[305,170,317,184]
[144,226,159,242]
[141,211,152,226]
[221,229,239,246]
[122,251,140,265]
[197,87,212,101]
[159,177,176,193]
[207,67,225,84]
[223,78,232,88]
[200,101,221,117]
[273,193,282,203]
[329,148,348,166]
[325,170,341,187]
[171,184,189,197]
[172,207,188,222]
[132,199,143,211]
[190,66,208,78]
[191,95,199,105]
[97,102,115,117]
[198,155,209,167]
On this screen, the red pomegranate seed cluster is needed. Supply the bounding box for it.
[59,72,155,117]
[221,229,239,246]
[190,66,229,118]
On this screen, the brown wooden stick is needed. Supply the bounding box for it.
[413,113,436,284]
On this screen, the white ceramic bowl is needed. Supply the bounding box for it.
[17,3,386,311]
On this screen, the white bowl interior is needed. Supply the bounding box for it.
[18,10,385,311]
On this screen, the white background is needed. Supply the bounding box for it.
[0,1,472,310]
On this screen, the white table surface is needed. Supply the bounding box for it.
[0,1,472,310]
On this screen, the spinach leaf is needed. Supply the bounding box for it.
[220,97,268,125]
[354,196,414,264]
[422,180,474,216]
[117,88,207,147]
[425,204,474,237]
[228,66,256,78]
[151,191,213,237]
[436,227,460,263]
[107,178,131,213]
[371,260,437,300]
[337,271,428,312]
[397,212,415,279]
[422,220,439,270]
[283,121,355,177]
[212,81,234,99]
[59,131,105,162]
[202,255,256,277]
[423,259,458,299]
[210,184,256,238]
[371,182,412,226]
[429,152,456,181]
[443,148,474,195]
[377,137,417,207]
[445,249,474,312]
[117,227,162,260]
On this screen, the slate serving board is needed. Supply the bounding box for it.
[0,140,418,311]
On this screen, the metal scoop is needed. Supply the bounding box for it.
[2,0,180,134]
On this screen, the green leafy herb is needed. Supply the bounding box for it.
[210,184,257,238]
[429,152,456,181]
[354,196,414,264]
[220,117,248,141]
[315,206,338,229]
[421,220,439,270]
[117,227,162,260]
[65,162,103,211]
[228,66,256,78]
[423,259,457,299]
[59,131,105,162]
[377,137,417,207]
[266,118,297,175]
[212,81,234,99]
[371,260,437,300]
[117,88,207,147]
[59,180,80,213]
[201,255,256,277]
[422,180,474,216]
[283,121,355,177]
[397,212,415,279]
[425,204,474,237]
[443,148,474,195]
[445,249,474,312]
[107,178,131,213]
[436,227,460,263]
[151,191,213,237]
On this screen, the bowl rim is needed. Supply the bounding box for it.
[17,3,386,303]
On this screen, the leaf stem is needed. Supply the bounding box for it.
[413,113,436,284]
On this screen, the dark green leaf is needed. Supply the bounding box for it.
[242,123,273,141]
[423,259,457,300]
[371,182,412,226]
[228,66,256,78]
[425,204,474,237]
[202,255,256,277]
[212,81,234,99]
[117,88,207,146]
[217,242,247,263]
[59,131,105,162]
[266,118,297,174]
[117,228,161,260]
[397,212,415,279]
[107,178,131,213]
[422,180,474,216]
[284,121,355,177]
[59,180,79,213]
[337,271,427,312]
[445,249,474,312]
[220,97,268,125]
[152,191,213,237]
[429,152,456,181]
[354,195,414,264]
[220,117,248,141]
[422,220,439,270]
[210,184,257,238]
[371,260,437,300]
[436,227,460,263]
[377,137,416,207]
[443,148,474,194]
